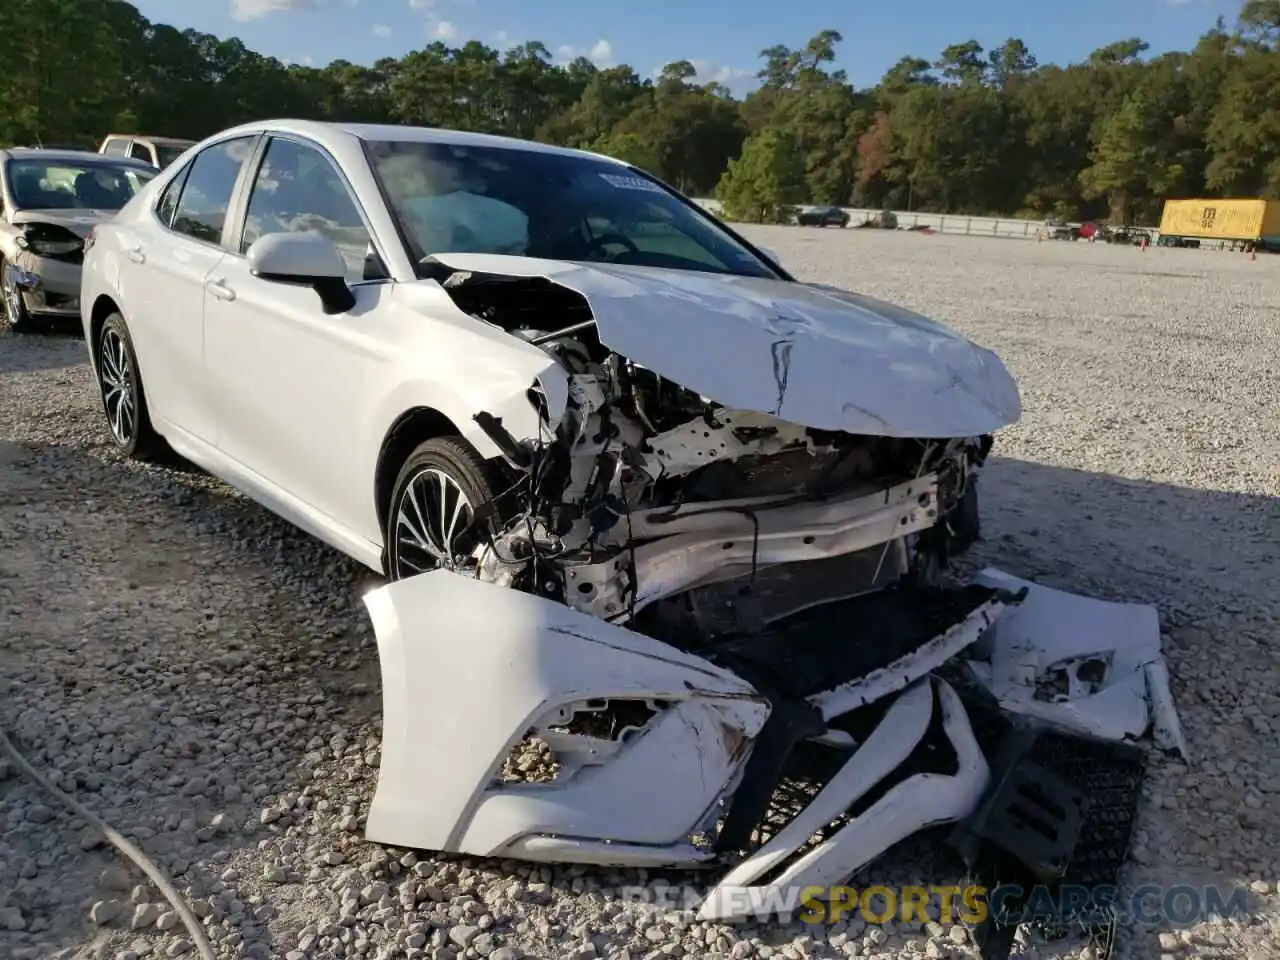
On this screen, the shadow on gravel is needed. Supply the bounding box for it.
[0,325,86,376]
[2,443,1277,958]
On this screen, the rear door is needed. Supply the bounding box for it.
[114,135,261,442]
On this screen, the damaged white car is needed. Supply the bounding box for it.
[81,121,1184,950]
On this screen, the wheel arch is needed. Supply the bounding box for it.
[374,406,464,537]
[88,294,122,371]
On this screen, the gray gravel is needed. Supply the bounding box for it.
[2,230,1279,960]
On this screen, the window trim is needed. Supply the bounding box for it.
[150,133,264,252]
[153,161,192,230]
[226,132,393,286]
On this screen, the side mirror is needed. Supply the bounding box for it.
[247,231,355,315]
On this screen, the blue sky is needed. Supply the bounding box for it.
[133,0,1243,94]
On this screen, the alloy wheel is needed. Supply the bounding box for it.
[1,271,23,323]
[392,468,477,578]
[98,328,136,445]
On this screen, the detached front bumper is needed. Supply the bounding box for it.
[4,254,82,317]
[362,568,1184,922]
[361,572,1012,867]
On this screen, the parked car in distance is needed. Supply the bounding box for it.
[80,119,1016,607]
[1,148,156,331]
[1042,217,1079,241]
[860,209,899,230]
[797,204,850,228]
[99,134,196,169]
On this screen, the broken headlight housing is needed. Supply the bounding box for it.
[16,223,84,261]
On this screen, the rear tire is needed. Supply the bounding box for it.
[96,313,165,459]
[384,437,508,581]
[0,256,36,333]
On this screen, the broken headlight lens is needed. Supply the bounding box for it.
[17,223,84,259]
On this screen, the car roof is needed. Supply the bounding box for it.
[103,134,196,146]
[206,118,627,166]
[0,147,156,167]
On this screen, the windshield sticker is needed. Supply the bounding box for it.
[599,173,665,193]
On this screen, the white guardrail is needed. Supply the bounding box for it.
[690,199,1067,241]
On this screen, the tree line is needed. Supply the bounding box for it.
[4,0,1280,225]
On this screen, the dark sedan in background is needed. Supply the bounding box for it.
[797,204,850,227]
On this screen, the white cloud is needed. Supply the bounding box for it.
[432,19,457,39]
[408,0,433,8]
[494,29,509,45]
[555,38,613,67]
[230,0,354,21]
[372,22,392,37]
[688,59,756,95]
[231,0,305,20]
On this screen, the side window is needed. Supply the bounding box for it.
[129,142,153,164]
[169,136,256,245]
[240,137,384,282]
[102,138,129,156]
[156,164,190,228]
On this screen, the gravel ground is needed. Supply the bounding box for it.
[1,230,1278,960]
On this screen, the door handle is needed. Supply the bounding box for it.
[127,246,145,264]
[205,278,236,302]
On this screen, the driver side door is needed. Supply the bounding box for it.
[203,133,395,535]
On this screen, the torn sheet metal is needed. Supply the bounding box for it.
[426,252,1022,438]
[965,568,1188,760]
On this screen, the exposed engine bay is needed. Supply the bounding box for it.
[435,267,992,645]
[360,263,1187,960]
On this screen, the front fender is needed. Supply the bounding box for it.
[362,571,769,860]
[355,282,573,540]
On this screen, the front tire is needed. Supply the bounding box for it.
[948,478,981,555]
[384,437,507,581]
[0,257,36,332]
[96,313,165,459]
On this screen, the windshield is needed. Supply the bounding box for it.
[155,145,190,169]
[363,139,779,279]
[5,158,155,211]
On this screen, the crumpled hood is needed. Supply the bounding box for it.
[9,208,115,237]
[429,254,1022,438]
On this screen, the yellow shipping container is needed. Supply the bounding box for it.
[1158,198,1280,241]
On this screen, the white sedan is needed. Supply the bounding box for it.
[77,120,1190,907]
[82,118,1020,598]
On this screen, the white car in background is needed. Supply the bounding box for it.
[77,121,1185,909]
[99,133,197,170]
[0,148,155,331]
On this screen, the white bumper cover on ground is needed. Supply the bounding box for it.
[362,566,1185,916]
